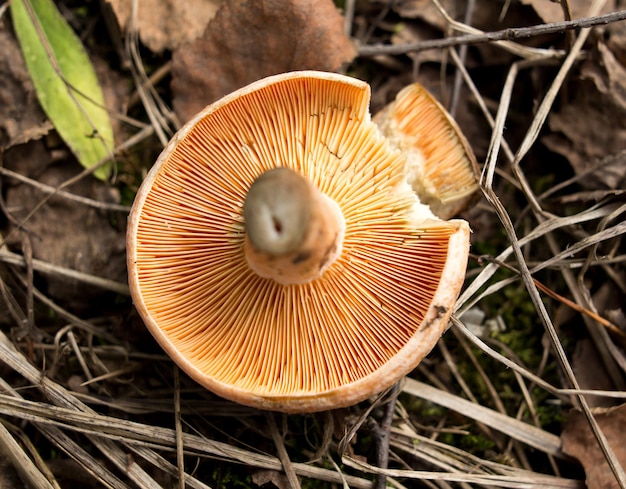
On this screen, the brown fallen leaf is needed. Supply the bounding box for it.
[3,155,127,312]
[251,469,290,489]
[388,0,554,67]
[171,0,357,123]
[0,16,50,149]
[389,0,555,36]
[389,0,460,30]
[543,41,626,189]
[606,18,626,67]
[572,339,619,408]
[106,0,221,53]
[390,22,456,65]
[562,404,626,489]
[0,458,23,489]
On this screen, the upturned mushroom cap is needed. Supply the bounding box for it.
[374,82,479,219]
[127,71,470,413]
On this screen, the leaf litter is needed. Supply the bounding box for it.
[105,0,222,53]
[171,0,357,122]
[0,0,626,488]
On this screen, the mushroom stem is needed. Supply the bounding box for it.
[243,167,345,285]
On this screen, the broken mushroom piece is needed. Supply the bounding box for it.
[374,82,479,219]
[127,71,471,413]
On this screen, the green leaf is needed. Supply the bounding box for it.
[11,0,114,180]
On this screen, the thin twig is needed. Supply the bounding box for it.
[174,367,185,489]
[477,0,626,483]
[20,233,36,336]
[374,382,401,489]
[0,248,130,295]
[0,167,131,213]
[343,0,356,38]
[473,253,626,338]
[448,0,475,117]
[358,9,626,56]
[266,412,301,489]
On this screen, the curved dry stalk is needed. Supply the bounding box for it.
[266,413,301,489]
[476,0,626,483]
[0,330,373,487]
[0,420,57,489]
[0,248,130,295]
[0,167,131,213]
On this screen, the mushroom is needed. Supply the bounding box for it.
[127,71,470,413]
[374,82,479,219]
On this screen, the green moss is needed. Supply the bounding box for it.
[459,433,496,452]
[209,464,253,488]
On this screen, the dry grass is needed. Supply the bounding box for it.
[1,0,626,488]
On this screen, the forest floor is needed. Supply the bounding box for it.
[1,1,626,488]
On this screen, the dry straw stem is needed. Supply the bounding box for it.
[0,247,130,295]
[337,381,579,488]
[0,394,372,488]
[0,330,174,488]
[402,379,562,457]
[335,382,575,488]
[0,330,373,487]
[173,367,185,489]
[0,167,131,213]
[402,0,626,486]
[388,428,562,487]
[463,0,626,486]
[266,412,301,489]
[0,420,57,489]
[125,0,178,145]
[0,375,128,489]
[342,459,582,488]
[453,315,626,402]
[483,255,625,338]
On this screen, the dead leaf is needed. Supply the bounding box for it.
[388,0,551,67]
[106,0,221,52]
[390,0,461,30]
[520,0,616,23]
[0,17,50,149]
[3,154,126,312]
[572,339,618,408]
[606,20,626,67]
[391,22,454,65]
[0,459,23,489]
[543,41,626,189]
[583,43,626,107]
[251,469,290,489]
[390,0,521,33]
[562,404,626,489]
[606,308,626,331]
[171,0,357,123]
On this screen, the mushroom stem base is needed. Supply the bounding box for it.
[244,169,345,285]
